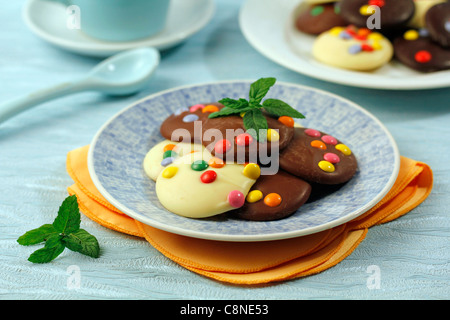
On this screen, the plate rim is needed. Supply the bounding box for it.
[88,80,400,242]
[22,0,215,56]
[238,0,450,90]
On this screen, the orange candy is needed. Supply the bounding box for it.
[163,144,176,152]
[208,157,225,168]
[264,193,282,207]
[278,116,294,127]
[311,140,327,150]
[202,105,220,113]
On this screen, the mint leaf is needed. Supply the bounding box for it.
[243,109,268,142]
[27,235,65,264]
[17,224,57,246]
[52,194,80,234]
[63,229,100,258]
[249,77,276,104]
[209,106,252,119]
[262,99,305,119]
[218,98,249,109]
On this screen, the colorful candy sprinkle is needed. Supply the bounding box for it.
[278,116,294,127]
[162,166,178,179]
[361,44,374,52]
[267,129,280,142]
[330,26,345,36]
[335,144,352,156]
[368,32,383,41]
[368,0,385,8]
[246,190,263,203]
[359,5,375,16]
[310,5,324,16]
[208,157,225,168]
[227,190,245,208]
[339,31,353,40]
[174,107,188,115]
[304,128,321,137]
[415,50,432,63]
[163,144,176,152]
[404,30,419,41]
[189,104,205,112]
[191,159,209,171]
[236,133,254,146]
[264,193,282,207]
[160,157,175,167]
[321,135,337,145]
[214,139,232,154]
[202,105,219,113]
[163,150,177,159]
[311,140,327,150]
[200,170,217,183]
[372,40,383,50]
[182,114,199,123]
[348,44,362,54]
[242,163,261,180]
[318,160,335,173]
[323,153,340,164]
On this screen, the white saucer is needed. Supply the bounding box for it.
[23,0,215,57]
[239,0,450,90]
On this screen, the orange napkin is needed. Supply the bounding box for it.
[66,145,433,285]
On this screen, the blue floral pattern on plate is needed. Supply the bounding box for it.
[88,81,400,241]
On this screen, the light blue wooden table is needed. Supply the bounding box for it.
[1,0,448,300]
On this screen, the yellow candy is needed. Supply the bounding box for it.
[359,4,375,15]
[267,128,280,142]
[329,26,345,36]
[246,190,263,203]
[368,32,383,41]
[372,40,383,50]
[318,161,335,173]
[335,144,352,156]
[242,163,261,180]
[162,166,178,179]
[404,30,419,41]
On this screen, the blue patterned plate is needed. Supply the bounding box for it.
[88,81,400,241]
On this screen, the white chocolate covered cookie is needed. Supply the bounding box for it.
[155,151,259,218]
[143,140,207,181]
[312,26,393,71]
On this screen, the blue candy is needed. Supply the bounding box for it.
[182,114,199,122]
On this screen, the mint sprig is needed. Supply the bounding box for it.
[17,195,100,263]
[209,78,305,141]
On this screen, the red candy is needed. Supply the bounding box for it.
[200,170,217,183]
[361,44,374,52]
[214,139,232,154]
[368,0,385,8]
[324,153,340,164]
[235,133,254,146]
[227,190,245,208]
[321,135,337,145]
[304,128,321,137]
[415,50,432,63]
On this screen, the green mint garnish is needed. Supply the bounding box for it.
[17,195,100,263]
[208,77,305,141]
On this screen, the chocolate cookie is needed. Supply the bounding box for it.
[233,170,312,221]
[279,127,358,185]
[425,2,450,48]
[201,114,295,163]
[393,29,450,72]
[339,0,415,32]
[160,102,223,143]
[295,2,347,35]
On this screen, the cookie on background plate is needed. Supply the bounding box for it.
[312,25,393,70]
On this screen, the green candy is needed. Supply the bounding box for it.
[310,5,324,16]
[163,150,177,159]
[191,160,209,171]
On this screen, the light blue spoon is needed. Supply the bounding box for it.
[0,47,160,125]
